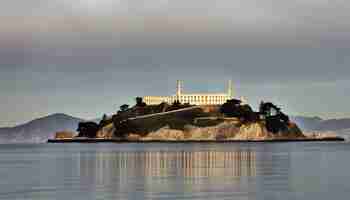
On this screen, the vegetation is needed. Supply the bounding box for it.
[167,100,192,111]
[102,114,107,121]
[120,104,129,112]
[259,101,290,133]
[135,97,147,107]
[76,122,100,138]
[220,99,258,122]
[220,99,291,134]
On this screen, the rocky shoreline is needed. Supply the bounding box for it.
[49,121,345,143]
[48,137,344,143]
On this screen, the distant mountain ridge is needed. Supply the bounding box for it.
[291,116,350,131]
[291,116,350,140]
[0,113,85,143]
[290,116,323,131]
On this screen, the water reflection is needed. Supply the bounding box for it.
[9,144,341,200]
[75,149,259,199]
[3,144,350,200]
[78,150,257,179]
[72,145,298,199]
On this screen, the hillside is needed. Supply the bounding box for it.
[291,116,350,140]
[290,116,323,131]
[0,113,84,143]
[291,116,350,131]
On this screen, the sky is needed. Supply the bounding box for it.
[1,0,350,126]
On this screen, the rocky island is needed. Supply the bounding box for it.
[48,97,344,143]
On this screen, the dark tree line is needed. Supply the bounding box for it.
[220,99,290,134]
[220,99,259,122]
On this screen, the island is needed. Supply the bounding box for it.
[48,97,344,143]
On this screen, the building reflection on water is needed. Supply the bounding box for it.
[74,148,292,198]
[78,150,257,179]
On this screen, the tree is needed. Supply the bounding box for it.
[135,97,146,107]
[99,114,110,128]
[102,114,107,121]
[220,99,242,117]
[220,99,258,122]
[77,122,99,138]
[258,101,290,133]
[120,104,129,112]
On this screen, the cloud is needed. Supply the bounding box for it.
[1,0,350,125]
[1,0,350,47]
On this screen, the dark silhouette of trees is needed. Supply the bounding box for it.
[259,102,281,117]
[76,122,99,138]
[167,100,192,111]
[102,114,107,121]
[99,114,111,128]
[220,99,243,116]
[258,101,290,133]
[220,99,258,122]
[221,99,291,133]
[120,104,129,112]
[135,97,147,107]
[220,99,242,116]
[240,104,259,122]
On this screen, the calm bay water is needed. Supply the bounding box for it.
[0,142,349,200]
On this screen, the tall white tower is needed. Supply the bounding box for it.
[227,80,233,98]
[176,80,182,97]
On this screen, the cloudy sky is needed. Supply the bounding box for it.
[1,0,350,126]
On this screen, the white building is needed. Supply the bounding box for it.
[144,80,234,105]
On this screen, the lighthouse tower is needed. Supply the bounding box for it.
[227,80,233,98]
[176,80,182,97]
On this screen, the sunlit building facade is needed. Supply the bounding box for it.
[144,80,234,105]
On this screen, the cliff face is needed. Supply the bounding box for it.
[139,121,305,141]
[96,123,115,138]
[103,104,306,141]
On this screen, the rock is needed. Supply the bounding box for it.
[143,126,185,140]
[96,123,115,138]
[138,120,306,141]
[184,125,214,140]
[126,134,141,141]
[55,131,75,139]
[233,122,272,140]
[215,122,240,139]
[305,131,339,139]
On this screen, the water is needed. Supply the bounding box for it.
[0,142,349,200]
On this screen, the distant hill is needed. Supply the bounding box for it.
[291,116,350,140]
[315,118,350,131]
[0,113,85,143]
[290,116,323,131]
[291,116,350,131]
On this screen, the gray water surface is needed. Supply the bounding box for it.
[0,142,349,200]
